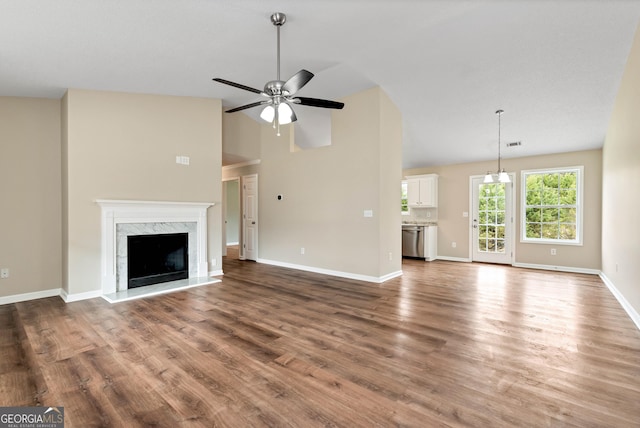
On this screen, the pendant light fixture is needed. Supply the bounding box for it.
[484,109,511,184]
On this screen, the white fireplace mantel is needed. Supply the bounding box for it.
[96,199,214,295]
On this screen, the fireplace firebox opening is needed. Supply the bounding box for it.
[127,232,189,289]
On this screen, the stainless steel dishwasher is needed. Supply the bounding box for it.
[402,225,425,258]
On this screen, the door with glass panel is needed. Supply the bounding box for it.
[471,175,514,264]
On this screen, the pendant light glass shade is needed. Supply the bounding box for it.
[277,103,293,124]
[260,105,275,122]
[259,103,294,126]
[484,172,494,183]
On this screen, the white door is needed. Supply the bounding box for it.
[471,175,514,264]
[241,174,258,261]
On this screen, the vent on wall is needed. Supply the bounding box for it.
[506,141,522,147]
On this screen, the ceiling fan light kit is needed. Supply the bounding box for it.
[213,12,344,136]
[484,109,511,184]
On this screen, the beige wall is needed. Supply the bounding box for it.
[0,97,62,298]
[250,86,402,279]
[63,89,222,296]
[405,149,602,270]
[602,24,640,319]
[222,111,261,164]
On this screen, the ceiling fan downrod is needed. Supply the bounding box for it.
[271,12,286,83]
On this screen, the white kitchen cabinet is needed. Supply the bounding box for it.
[406,174,438,207]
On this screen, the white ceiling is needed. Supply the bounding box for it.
[1,1,639,169]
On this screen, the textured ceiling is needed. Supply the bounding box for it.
[1,0,639,169]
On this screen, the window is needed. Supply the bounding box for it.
[401,180,409,215]
[521,166,583,245]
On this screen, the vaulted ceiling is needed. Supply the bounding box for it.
[1,1,639,168]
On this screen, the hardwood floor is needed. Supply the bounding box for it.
[2,258,639,427]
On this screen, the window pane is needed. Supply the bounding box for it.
[527,223,541,238]
[560,189,576,205]
[542,223,559,239]
[487,239,496,251]
[478,239,487,251]
[542,208,558,222]
[526,208,541,222]
[496,211,505,225]
[543,173,559,188]
[487,198,496,210]
[542,188,559,205]
[526,190,541,205]
[559,224,576,240]
[496,240,505,252]
[558,208,576,223]
[497,197,505,210]
[559,172,577,189]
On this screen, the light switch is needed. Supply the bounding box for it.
[363,210,373,218]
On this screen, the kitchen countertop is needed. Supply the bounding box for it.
[402,221,438,226]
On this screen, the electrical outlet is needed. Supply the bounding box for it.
[300,247,305,255]
[451,242,457,248]
[551,248,557,256]
[210,258,216,266]
[0,268,9,279]
[388,252,393,261]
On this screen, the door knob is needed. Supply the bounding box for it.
[252,221,256,225]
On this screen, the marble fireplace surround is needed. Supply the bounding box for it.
[97,200,214,297]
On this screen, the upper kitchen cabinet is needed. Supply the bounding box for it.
[406,174,438,207]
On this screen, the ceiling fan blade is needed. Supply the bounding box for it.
[294,97,345,110]
[225,100,270,113]
[282,70,314,95]
[213,78,263,95]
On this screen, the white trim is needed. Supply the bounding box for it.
[208,269,224,277]
[469,173,516,264]
[436,256,472,263]
[96,199,214,295]
[222,159,261,171]
[599,272,640,331]
[226,241,239,246]
[257,258,402,283]
[0,288,62,305]
[512,262,599,275]
[61,289,103,303]
[520,165,584,245]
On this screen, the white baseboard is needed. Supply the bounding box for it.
[257,259,401,283]
[436,256,472,263]
[512,262,600,275]
[0,288,62,305]
[208,269,224,277]
[599,272,640,331]
[226,242,239,246]
[60,289,103,303]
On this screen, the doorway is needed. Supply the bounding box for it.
[470,174,515,264]
[241,174,258,261]
[223,178,241,259]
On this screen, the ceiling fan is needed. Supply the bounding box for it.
[213,12,344,134]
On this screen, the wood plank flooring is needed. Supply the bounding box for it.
[2,255,640,427]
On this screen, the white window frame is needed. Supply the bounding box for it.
[401,180,410,216]
[520,166,584,246]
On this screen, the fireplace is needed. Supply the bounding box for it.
[127,232,189,288]
[97,199,214,296]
